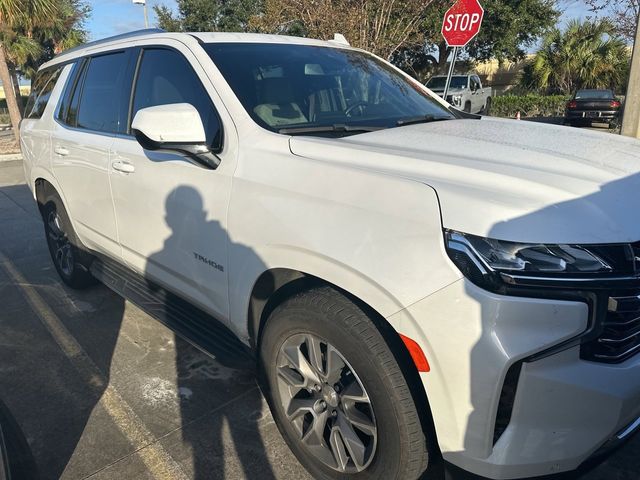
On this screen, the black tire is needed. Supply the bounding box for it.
[259,286,430,480]
[482,97,492,115]
[42,192,97,289]
[464,101,471,113]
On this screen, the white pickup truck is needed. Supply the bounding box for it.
[426,73,492,114]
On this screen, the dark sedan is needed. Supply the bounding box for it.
[565,89,622,127]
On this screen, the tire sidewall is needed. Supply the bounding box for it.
[260,298,420,480]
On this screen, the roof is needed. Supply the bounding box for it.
[41,29,354,70]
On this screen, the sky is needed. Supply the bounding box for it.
[86,0,591,41]
[86,0,178,41]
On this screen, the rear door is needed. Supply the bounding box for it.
[51,50,136,259]
[109,43,233,321]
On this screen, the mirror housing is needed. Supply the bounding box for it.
[131,103,220,169]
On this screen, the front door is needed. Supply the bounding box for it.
[109,45,232,320]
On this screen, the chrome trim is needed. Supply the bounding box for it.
[617,415,640,440]
[594,342,640,361]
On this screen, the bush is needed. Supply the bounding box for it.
[491,94,570,118]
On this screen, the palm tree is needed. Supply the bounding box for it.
[0,0,56,142]
[527,20,631,95]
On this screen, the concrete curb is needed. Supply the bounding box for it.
[0,153,22,162]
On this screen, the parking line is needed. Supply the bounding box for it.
[0,252,189,480]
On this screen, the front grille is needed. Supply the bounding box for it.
[582,292,640,363]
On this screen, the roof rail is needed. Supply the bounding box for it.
[57,28,166,58]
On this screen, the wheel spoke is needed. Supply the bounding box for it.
[343,404,376,436]
[340,377,369,403]
[277,365,305,389]
[335,413,367,471]
[302,409,329,447]
[329,426,350,471]
[282,344,321,387]
[286,397,315,421]
[325,345,346,384]
[305,334,325,378]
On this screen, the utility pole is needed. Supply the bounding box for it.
[622,14,640,138]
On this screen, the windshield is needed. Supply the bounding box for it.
[575,89,614,100]
[426,76,468,90]
[204,43,454,134]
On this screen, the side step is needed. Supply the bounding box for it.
[90,255,254,371]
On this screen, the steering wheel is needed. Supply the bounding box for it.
[345,101,370,117]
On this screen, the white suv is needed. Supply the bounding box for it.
[19,29,640,480]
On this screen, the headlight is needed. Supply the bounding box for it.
[445,230,637,290]
[452,95,462,106]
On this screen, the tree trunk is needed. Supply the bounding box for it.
[9,67,23,116]
[0,44,22,143]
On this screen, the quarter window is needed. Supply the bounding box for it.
[131,48,222,148]
[24,67,62,119]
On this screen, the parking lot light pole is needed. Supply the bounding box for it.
[132,0,149,29]
[622,15,640,139]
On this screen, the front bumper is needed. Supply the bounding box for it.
[390,278,640,479]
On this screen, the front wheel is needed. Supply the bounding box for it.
[259,287,430,480]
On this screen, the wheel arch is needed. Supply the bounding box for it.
[248,266,442,458]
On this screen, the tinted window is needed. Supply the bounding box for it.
[132,48,222,147]
[427,76,468,90]
[24,67,62,119]
[56,61,82,123]
[65,62,88,127]
[575,89,614,100]
[76,52,129,133]
[205,43,454,133]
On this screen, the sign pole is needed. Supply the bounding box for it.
[622,13,640,138]
[443,47,459,101]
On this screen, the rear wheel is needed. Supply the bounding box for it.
[259,286,430,480]
[42,193,96,289]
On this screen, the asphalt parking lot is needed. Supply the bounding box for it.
[0,158,638,480]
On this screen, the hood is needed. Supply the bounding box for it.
[289,117,640,244]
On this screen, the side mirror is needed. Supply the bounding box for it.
[131,103,220,169]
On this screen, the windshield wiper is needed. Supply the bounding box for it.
[279,124,386,135]
[396,115,451,127]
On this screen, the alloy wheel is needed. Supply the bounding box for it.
[275,333,377,473]
[47,210,74,277]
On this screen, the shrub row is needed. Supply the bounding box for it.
[490,94,570,118]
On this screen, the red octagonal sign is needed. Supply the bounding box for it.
[441,0,485,48]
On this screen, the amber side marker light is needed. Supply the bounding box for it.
[399,334,431,372]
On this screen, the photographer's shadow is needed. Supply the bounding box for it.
[146,185,276,480]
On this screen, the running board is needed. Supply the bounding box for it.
[90,255,254,371]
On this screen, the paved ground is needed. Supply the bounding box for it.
[0,159,638,480]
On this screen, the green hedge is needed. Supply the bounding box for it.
[491,94,570,118]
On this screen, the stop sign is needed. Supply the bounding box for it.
[441,0,485,48]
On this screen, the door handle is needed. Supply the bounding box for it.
[112,161,135,173]
[54,146,69,156]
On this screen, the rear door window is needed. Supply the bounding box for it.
[131,48,222,148]
[75,51,131,133]
[24,67,62,119]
